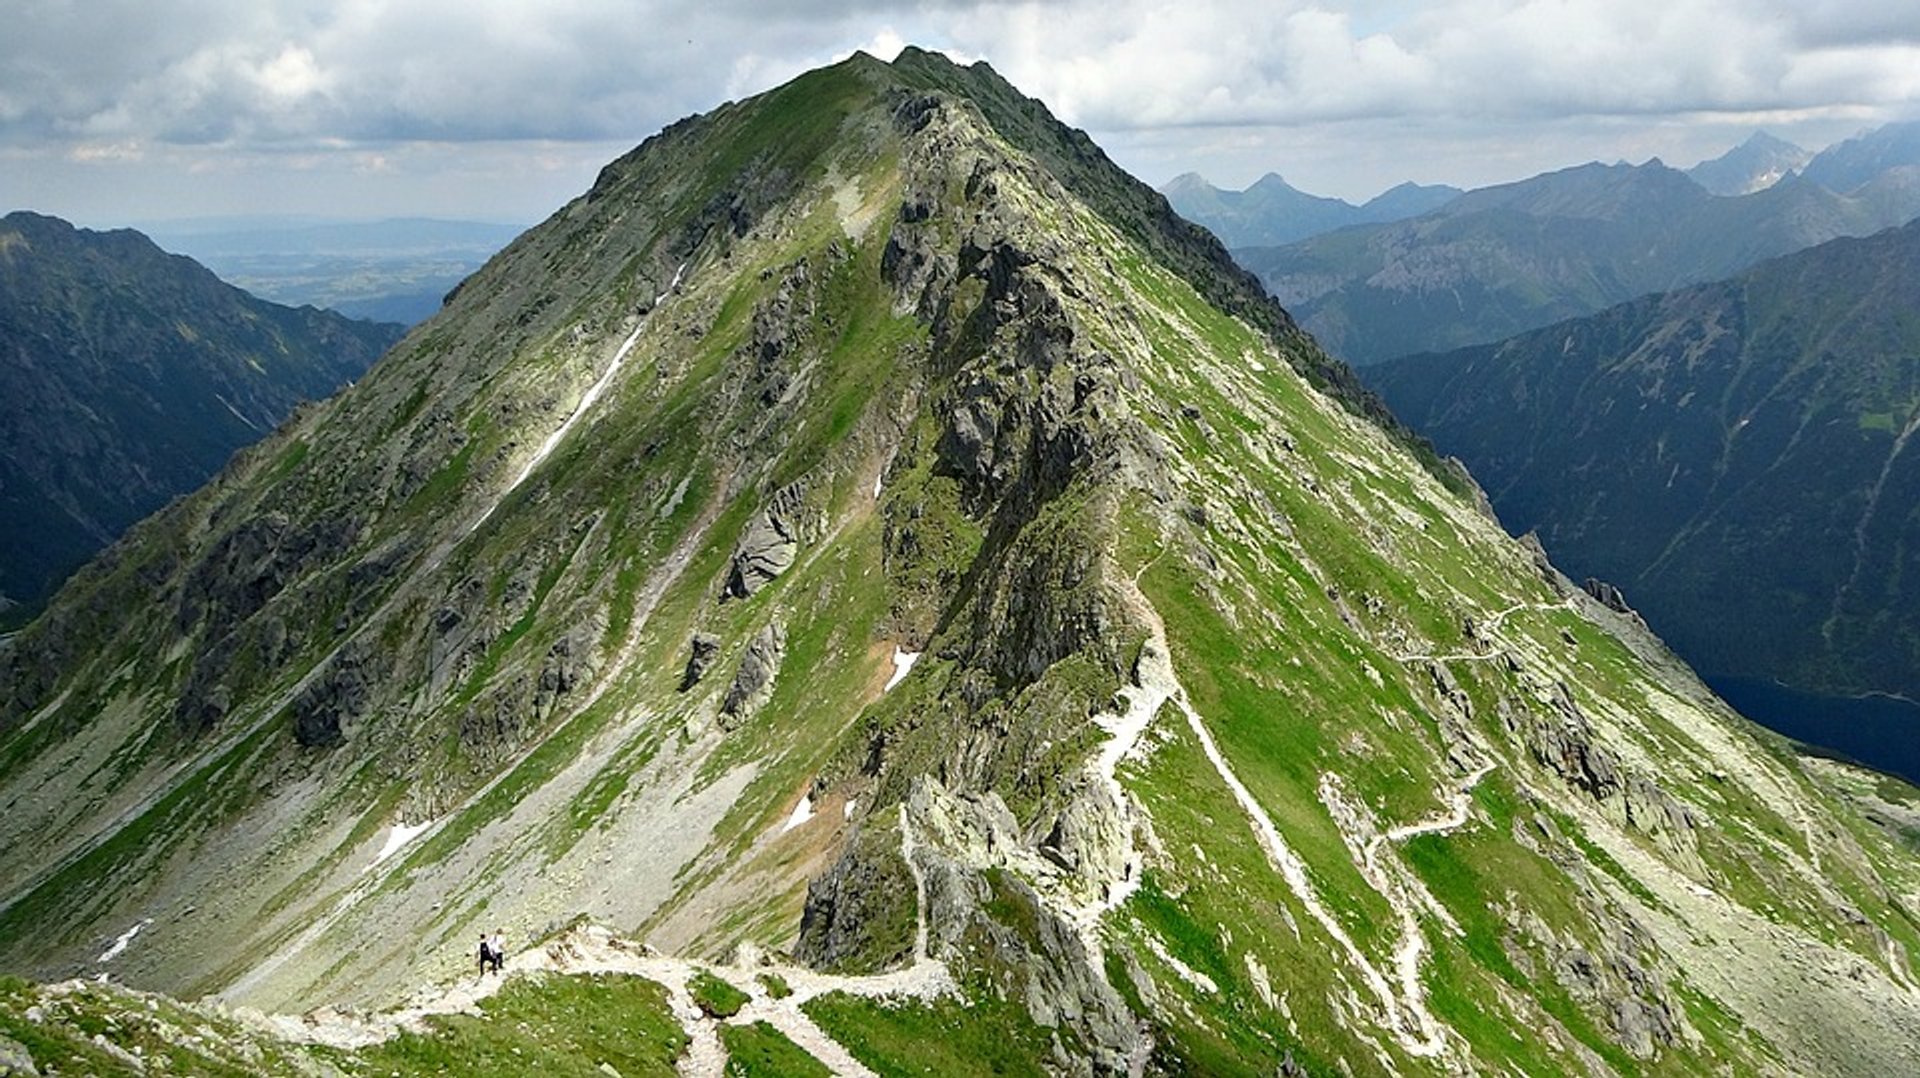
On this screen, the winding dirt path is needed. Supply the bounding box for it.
[255,918,952,1077]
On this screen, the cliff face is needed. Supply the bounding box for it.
[0,211,402,618]
[2,50,1918,1075]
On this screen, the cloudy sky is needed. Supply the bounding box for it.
[5,0,1918,227]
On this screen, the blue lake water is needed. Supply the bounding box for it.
[1707,676,1920,787]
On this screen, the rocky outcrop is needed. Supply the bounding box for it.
[292,641,380,748]
[680,632,721,691]
[720,621,786,724]
[176,511,360,635]
[747,262,813,408]
[1583,577,1645,626]
[905,780,1145,1072]
[0,1033,36,1077]
[533,628,591,722]
[725,486,806,599]
[1583,577,1632,614]
[795,821,919,973]
[1504,686,1702,866]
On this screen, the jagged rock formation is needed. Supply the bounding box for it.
[1,48,1918,1076]
[725,485,806,598]
[0,211,402,620]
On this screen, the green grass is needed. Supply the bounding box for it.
[266,437,309,483]
[721,1020,830,1077]
[354,971,687,1076]
[690,970,752,1019]
[802,991,1053,1077]
[1403,829,1643,1074]
[758,972,793,999]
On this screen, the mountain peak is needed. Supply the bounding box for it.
[1161,171,1212,193]
[1687,130,1813,195]
[4,49,1919,1077]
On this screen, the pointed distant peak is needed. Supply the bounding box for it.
[1248,171,1297,193]
[1741,130,1805,153]
[1162,172,1213,194]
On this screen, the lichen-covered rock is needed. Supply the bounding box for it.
[1505,686,1701,868]
[0,1033,38,1077]
[903,779,1145,1073]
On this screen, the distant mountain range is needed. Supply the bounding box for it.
[0,211,402,620]
[145,217,525,325]
[1368,218,1920,710]
[1234,152,1920,365]
[1160,172,1462,247]
[1802,122,1920,194]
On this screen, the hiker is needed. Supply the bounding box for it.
[489,929,506,973]
[477,934,494,977]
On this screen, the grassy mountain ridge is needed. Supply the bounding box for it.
[1237,157,1920,365]
[1,49,1918,1075]
[0,211,402,619]
[1368,217,1920,708]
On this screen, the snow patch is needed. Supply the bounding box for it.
[658,474,691,520]
[884,647,920,692]
[375,819,433,864]
[214,394,262,431]
[782,795,815,833]
[97,919,152,963]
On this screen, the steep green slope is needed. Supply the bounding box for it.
[1236,159,1920,364]
[2,49,1919,1075]
[0,211,403,618]
[1369,218,1920,714]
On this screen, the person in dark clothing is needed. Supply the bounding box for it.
[478,934,494,977]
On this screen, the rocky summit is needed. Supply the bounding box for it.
[2,49,1920,1076]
